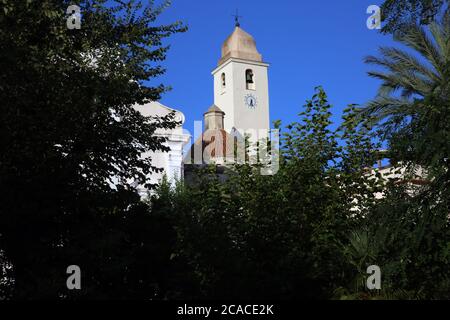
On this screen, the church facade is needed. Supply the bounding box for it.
[134,101,190,195]
[137,22,274,191]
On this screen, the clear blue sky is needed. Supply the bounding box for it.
[154,0,397,137]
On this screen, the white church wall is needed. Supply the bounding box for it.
[133,102,190,197]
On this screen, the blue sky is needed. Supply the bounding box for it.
[154,0,397,137]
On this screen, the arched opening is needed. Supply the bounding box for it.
[246,69,255,90]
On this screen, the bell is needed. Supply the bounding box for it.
[246,71,254,83]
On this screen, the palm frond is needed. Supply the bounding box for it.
[429,10,450,63]
[362,13,449,122]
[359,96,415,122]
[367,70,431,98]
[379,47,441,82]
[396,23,444,72]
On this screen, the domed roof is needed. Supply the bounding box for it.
[218,26,262,65]
[185,129,236,164]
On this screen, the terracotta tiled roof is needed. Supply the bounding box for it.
[185,129,236,164]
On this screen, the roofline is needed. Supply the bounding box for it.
[139,101,187,125]
[150,101,182,115]
[204,108,225,116]
[212,57,270,75]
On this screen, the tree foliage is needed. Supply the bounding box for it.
[155,87,449,300]
[150,88,386,299]
[0,0,185,299]
[360,11,450,183]
[354,7,450,299]
[0,0,448,301]
[381,0,449,33]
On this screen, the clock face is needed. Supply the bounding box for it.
[244,94,257,109]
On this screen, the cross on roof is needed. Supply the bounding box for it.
[232,9,242,27]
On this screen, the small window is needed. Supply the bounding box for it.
[221,73,226,88]
[246,69,255,90]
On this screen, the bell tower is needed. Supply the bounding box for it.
[211,22,270,139]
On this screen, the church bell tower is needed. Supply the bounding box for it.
[211,21,270,139]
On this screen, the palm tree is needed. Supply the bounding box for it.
[360,12,449,169]
[362,12,449,121]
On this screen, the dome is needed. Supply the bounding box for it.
[218,26,262,65]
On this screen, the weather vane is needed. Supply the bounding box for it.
[232,9,242,27]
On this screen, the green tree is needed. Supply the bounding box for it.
[0,0,185,299]
[360,12,450,179]
[163,87,382,299]
[338,181,450,300]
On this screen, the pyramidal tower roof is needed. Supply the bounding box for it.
[218,26,262,66]
[204,104,225,115]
